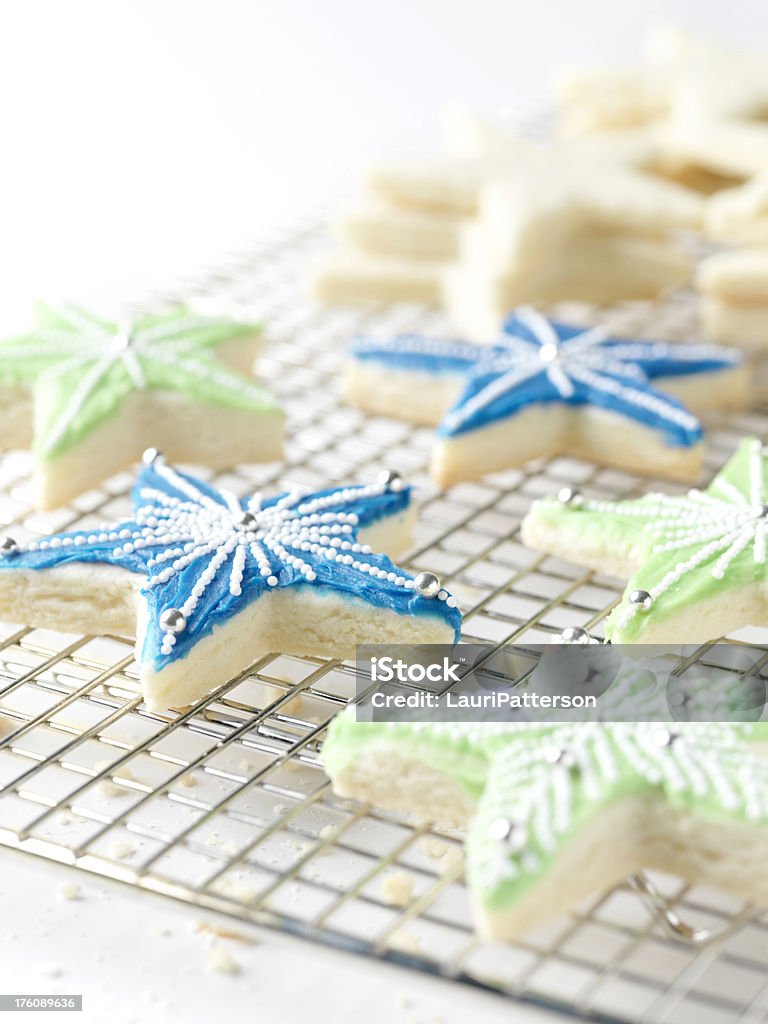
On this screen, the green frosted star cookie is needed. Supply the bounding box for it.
[521,437,768,643]
[469,720,768,939]
[0,304,283,508]
[324,708,768,940]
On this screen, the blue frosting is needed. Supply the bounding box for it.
[441,364,703,446]
[350,309,743,448]
[0,462,462,671]
[350,335,479,375]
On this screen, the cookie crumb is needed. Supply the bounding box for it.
[419,837,448,860]
[180,773,197,788]
[110,840,134,860]
[95,760,135,797]
[316,823,337,854]
[206,942,241,976]
[216,878,257,902]
[391,930,421,955]
[438,844,464,876]
[58,882,80,901]
[381,871,414,907]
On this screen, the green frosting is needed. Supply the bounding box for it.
[323,663,768,923]
[524,438,768,642]
[468,720,768,913]
[323,713,526,804]
[0,304,277,460]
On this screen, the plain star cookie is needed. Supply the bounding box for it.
[697,249,768,352]
[346,308,747,486]
[521,437,768,643]
[445,153,701,339]
[323,712,768,940]
[704,174,768,246]
[0,455,460,712]
[0,304,283,508]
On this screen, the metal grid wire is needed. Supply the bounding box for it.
[1,219,768,1024]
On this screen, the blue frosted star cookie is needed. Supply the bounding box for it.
[345,307,747,485]
[0,454,460,711]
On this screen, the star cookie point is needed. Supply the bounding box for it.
[523,437,768,644]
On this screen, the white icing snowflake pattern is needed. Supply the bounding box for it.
[129,461,457,656]
[4,304,267,455]
[15,459,459,665]
[578,438,768,631]
[474,722,768,892]
[441,306,701,436]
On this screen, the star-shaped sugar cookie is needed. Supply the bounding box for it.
[522,437,768,643]
[0,454,460,711]
[663,37,768,180]
[470,721,768,938]
[0,304,283,508]
[445,148,702,339]
[346,308,747,486]
[324,710,768,940]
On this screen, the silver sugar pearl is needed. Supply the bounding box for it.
[112,321,134,351]
[543,746,578,770]
[559,626,591,644]
[557,487,583,507]
[235,509,258,530]
[488,817,526,852]
[652,728,679,748]
[413,571,441,599]
[629,589,653,611]
[159,608,187,634]
[377,469,405,492]
[142,447,165,466]
[0,536,18,555]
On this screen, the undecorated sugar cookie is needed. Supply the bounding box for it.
[345,307,747,487]
[0,304,283,508]
[444,154,701,339]
[521,437,768,643]
[704,174,768,246]
[0,455,460,712]
[697,249,768,352]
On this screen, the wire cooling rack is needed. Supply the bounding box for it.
[1,220,768,1024]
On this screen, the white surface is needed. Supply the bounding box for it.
[1,854,554,1024]
[0,3,767,1020]
[0,0,767,320]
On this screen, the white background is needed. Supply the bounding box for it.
[0,2,767,1022]
[0,0,766,321]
